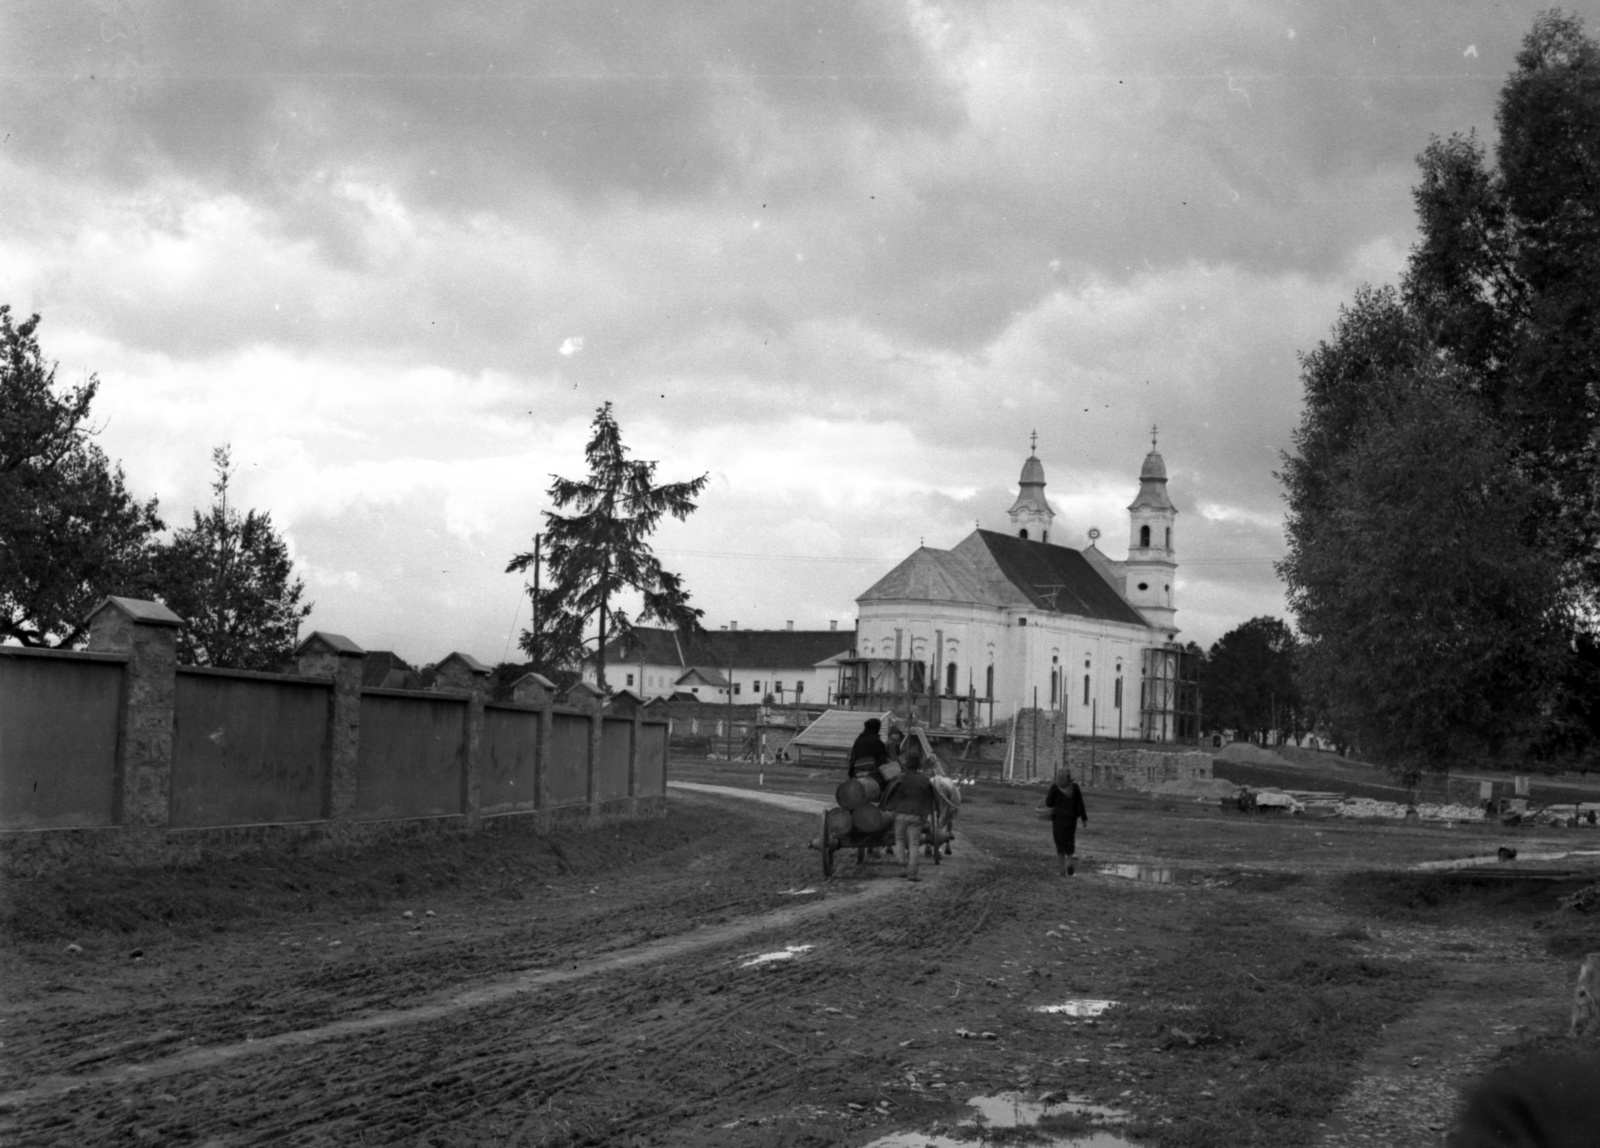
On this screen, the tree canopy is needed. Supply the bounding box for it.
[0,306,163,647]
[1279,10,1597,770]
[1200,617,1300,745]
[507,403,708,691]
[153,446,312,670]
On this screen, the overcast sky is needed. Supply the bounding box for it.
[1,1,1566,664]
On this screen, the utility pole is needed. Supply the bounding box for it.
[530,532,540,664]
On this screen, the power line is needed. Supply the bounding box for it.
[655,547,1280,568]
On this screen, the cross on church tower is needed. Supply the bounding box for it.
[1030,429,1038,455]
[1151,423,1159,450]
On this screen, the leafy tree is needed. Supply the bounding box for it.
[507,403,708,691]
[1201,617,1299,744]
[1280,11,1599,770]
[1406,10,1600,605]
[153,446,312,670]
[0,306,163,647]
[1287,374,1569,769]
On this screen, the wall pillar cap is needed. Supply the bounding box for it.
[295,631,366,657]
[84,596,184,629]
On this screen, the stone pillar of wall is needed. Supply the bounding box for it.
[435,654,492,822]
[85,596,185,828]
[295,631,366,820]
[588,710,603,810]
[630,708,641,799]
[536,702,552,810]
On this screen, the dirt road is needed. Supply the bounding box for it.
[3,764,1595,1146]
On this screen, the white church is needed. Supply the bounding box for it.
[844,436,1197,742]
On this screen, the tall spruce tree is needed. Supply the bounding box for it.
[507,403,708,691]
[153,446,312,670]
[0,306,163,647]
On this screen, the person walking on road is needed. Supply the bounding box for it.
[1045,768,1088,876]
[882,745,938,881]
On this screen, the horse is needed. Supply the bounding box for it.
[926,752,961,856]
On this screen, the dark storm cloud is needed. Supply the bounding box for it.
[3,0,961,207]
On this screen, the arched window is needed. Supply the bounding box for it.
[1019,527,1029,540]
[1140,525,1151,548]
[985,664,994,699]
[1114,677,1123,708]
[946,662,958,695]
[1050,668,1060,706]
[1164,526,1171,549]
[1083,675,1091,705]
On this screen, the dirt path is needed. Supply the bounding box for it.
[3,769,1593,1146]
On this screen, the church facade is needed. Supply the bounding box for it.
[850,441,1194,741]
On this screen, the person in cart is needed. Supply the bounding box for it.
[847,718,889,782]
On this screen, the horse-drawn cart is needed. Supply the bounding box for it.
[815,771,947,878]
[819,796,940,876]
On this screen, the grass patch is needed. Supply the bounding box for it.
[0,803,741,943]
[1334,871,1573,920]
[1121,902,1427,1147]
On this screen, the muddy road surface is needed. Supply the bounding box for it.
[3,763,1596,1146]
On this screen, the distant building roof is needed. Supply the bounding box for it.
[297,630,365,656]
[678,666,731,689]
[601,627,853,671]
[362,651,420,688]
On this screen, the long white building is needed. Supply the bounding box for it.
[848,439,1196,741]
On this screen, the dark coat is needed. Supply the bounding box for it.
[1046,782,1088,825]
[847,727,889,778]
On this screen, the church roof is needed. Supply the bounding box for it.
[965,531,1152,626]
[860,530,1153,629]
[856,546,1005,606]
[1130,449,1175,512]
[1007,453,1054,517]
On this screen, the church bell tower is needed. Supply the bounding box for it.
[1007,432,1055,543]
[1125,428,1178,639]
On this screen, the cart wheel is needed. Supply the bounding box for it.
[820,813,836,878]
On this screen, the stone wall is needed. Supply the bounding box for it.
[0,598,670,873]
[1007,708,1212,788]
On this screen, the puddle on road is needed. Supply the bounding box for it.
[864,1091,1140,1148]
[779,887,819,896]
[1033,999,1120,1017]
[1415,849,1600,871]
[1098,863,1183,884]
[738,943,813,968]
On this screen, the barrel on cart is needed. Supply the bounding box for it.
[816,773,943,877]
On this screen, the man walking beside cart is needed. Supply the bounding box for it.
[882,741,939,882]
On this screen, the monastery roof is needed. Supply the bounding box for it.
[968,531,1152,626]
[856,546,1007,606]
[861,531,1153,629]
[601,626,853,670]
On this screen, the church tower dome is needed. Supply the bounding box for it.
[1007,432,1055,543]
[1125,427,1178,639]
